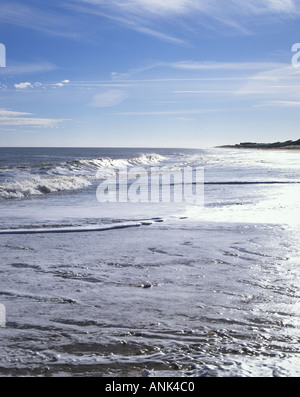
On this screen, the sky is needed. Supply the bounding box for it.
[0,0,300,148]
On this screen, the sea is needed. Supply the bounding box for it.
[0,147,299,377]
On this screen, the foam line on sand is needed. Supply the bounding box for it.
[0,221,160,235]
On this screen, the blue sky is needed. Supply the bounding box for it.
[0,0,300,147]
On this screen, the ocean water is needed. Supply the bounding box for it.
[0,147,299,377]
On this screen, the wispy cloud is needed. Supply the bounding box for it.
[256,100,300,107]
[68,0,300,44]
[0,2,81,39]
[90,90,127,107]
[0,117,65,127]
[0,108,67,128]
[0,109,32,117]
[0,62,57,76]
[171,61,286,71]
[116,0,196,16]
[236,64,300,99]
[75,0,298,17]
[97,59,300,116]
[108,108,238,116]
[66,1,189,45]
[1,1,298,45]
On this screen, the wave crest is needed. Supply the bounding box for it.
[0,153,167,199]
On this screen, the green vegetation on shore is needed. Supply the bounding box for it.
[217,139,300,149]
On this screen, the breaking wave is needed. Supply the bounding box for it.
[0,176,92,199]
[0,153,167,200]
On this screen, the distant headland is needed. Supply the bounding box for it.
[217,139,300,150]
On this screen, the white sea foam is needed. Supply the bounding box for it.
[0,175,92,199]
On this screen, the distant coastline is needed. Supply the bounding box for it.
[217,139,300,150]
